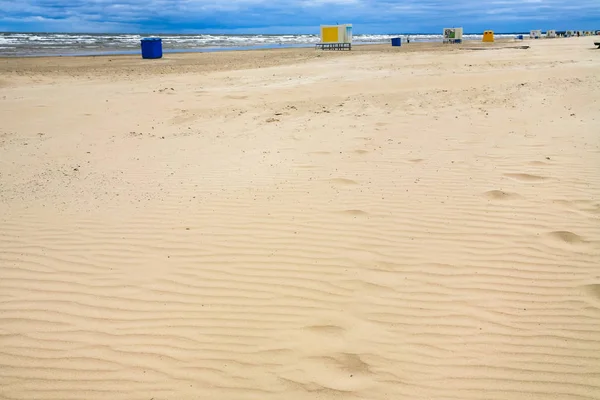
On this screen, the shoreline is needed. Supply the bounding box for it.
[0,39,524,79]
[0,37,528,59]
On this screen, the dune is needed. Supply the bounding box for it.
[1,37,599,400]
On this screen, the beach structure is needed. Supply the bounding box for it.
[530,30,542,39]
[482,31,494,42]
[546,30,557,38]
[443,28,463,44]
[316,24,352,50]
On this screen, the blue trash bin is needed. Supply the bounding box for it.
[391,37,402,47]
[141,38,162,59]
[517,35,524,40]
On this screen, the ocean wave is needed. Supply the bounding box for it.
[0,32,525,56]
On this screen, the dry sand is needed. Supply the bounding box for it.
[1,37,599,399]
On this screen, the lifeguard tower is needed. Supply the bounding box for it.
[530,30,542,39]
[316,24,353,50]
[546,30,557,38]
[482,31,494,42]
[443,28,463,44]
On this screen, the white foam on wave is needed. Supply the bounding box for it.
[0,32,525,56]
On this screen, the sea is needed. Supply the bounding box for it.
[0,32,523,57]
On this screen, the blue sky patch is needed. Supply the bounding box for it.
[1,0,598,33]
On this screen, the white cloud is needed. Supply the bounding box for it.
[1,0,599,32]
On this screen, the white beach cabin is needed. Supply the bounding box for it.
[443,28,463,44]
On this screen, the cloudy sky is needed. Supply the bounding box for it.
[1,0,598,33]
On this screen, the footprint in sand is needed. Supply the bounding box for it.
[504,173,547,182]
[329,178,358,185]
[409,159,424,163]
[354,149,369,155]
[224,95,248,100]
[547,231,586,244]
[581,284,600,307]
[339,209,369,216]
[483,190,522,200]
[528,161,550,166]
[285,352,372,392]
[320,353,371,374]
[305,324,345,335]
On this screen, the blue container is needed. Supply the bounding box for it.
[517,35,524,40]
[391,37,402,47]
[141,38,162,59]
[455,39,462,44]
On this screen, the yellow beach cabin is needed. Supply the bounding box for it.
[318,24,353,50]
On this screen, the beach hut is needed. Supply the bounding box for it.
[443,28,463,44]
[317,24,353,50]
[546,30,557,38]
[530,30,542,39]
[482,31,494,42]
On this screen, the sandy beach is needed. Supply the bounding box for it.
[1,37,599,399]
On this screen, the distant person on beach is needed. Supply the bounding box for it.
[407,35,411,43]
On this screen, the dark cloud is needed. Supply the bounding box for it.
[1,0,598,32]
